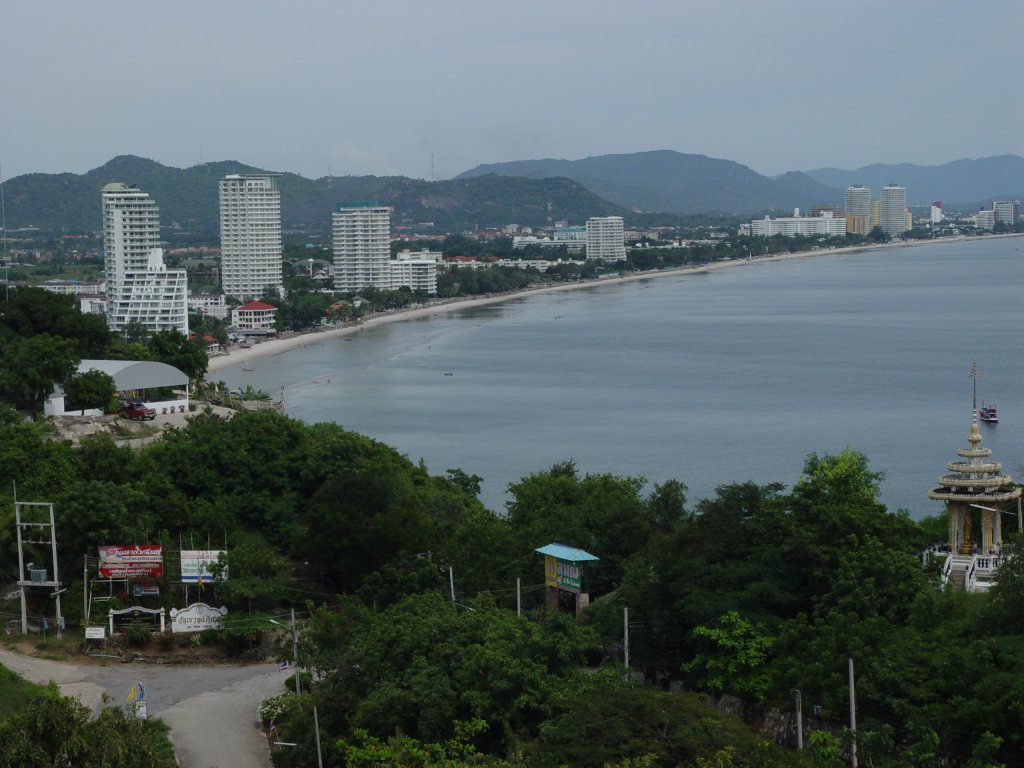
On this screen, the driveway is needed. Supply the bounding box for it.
[0,649,286,768]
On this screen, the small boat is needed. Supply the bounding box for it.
[443,371,454,376]
[979,404,998,424]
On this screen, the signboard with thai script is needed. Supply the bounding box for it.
[85,626,106,640]
[180,550,226,584]
[98,545,163,578]
[169,602,228,633]
[544,554,583,593]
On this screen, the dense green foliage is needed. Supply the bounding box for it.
[0,676,175,768]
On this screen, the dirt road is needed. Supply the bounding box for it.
[0,649,285,768]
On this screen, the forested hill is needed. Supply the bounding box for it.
[803,154,1024,207]
[456,150,842,214]
[3,155,643,236]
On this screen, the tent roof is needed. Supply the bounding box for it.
[79,359,188,391]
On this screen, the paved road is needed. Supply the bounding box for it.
[0,649,285,768]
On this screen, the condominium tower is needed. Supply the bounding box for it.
[585,216,627,261]
[219,174,283,300]
[880,184,909,237]
[843,185,871,235]
[100,183,187,334]
[333,204,392,292]
[993,200,1020,225]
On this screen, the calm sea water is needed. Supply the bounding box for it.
[219,238,1024,518]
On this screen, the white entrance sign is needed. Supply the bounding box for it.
[170,602,228,633]
[85,626,106,640]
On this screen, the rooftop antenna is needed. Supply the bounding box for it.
[327,164,333,190]
[430,152,436,183]
[969,361,978,420]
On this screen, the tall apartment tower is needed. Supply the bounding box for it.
[585,216,627,261]
[993,200,1020,225]
[333,204,392,293]
[880,184,909,237]
[843,185,871,235]
[219,174,283,300]
[101,183,188,335]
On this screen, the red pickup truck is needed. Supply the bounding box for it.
[120,401,156,421]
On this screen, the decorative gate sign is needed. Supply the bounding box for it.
[98,545,164,578]
[170,602,228,633]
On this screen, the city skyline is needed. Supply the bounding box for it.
[2,1,1020,183]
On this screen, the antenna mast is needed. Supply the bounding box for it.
[969,361,978,418]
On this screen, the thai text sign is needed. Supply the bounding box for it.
[180,550,226,584]
[98,545,163,578]
[544,555,582,593]
[170,603,228,633]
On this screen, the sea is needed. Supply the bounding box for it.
[217,237,1024,518]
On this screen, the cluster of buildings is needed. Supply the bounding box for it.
[748,184,1021,239]
[97,175,632,337]
[510,216,627,262]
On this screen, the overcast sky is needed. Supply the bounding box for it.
[2,0,1021,182]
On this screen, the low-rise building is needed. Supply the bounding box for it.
[188,293,229,320]
[750,211,846,237]
[231,300,278,336]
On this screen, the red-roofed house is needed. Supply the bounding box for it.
[232,301,278,336]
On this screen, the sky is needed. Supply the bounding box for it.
[2,0,1021,182]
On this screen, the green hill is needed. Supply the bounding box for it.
[3,156,644,236]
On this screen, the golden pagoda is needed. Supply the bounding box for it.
[928,364,1021,590]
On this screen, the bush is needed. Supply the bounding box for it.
[125,623,152,647]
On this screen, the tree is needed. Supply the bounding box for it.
[988,532,1024,632]
[0,334,79,415]
[147,330,208,382]
[63,369,117,414]
[682,610,774,703]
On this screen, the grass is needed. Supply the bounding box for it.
[144,719,180,768]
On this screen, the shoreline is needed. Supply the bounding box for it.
[207,233,1021,374]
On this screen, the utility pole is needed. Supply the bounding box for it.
[849,658,858,768]
[313,705,324,768]
[794,689,803,750]
[516,578,521,618]
[449,567,456,604]
[623,606,630,671]
[291,608,301,696]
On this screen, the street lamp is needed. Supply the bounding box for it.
[269,608,301,695]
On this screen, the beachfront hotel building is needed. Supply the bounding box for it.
[219,174,283,300]
[101,183,188,335]
[993,200,1020,225]
[844,185,871,235]
[585,216,627,261]
[750,211,847,238]
[880,184,909,237]
[333,204,393,292]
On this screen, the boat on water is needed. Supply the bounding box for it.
[979,404,998,424]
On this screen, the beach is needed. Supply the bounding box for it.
[206,235,1013,374]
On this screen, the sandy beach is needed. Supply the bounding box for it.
[207,234,1018,374]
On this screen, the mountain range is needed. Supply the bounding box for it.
[4,152,1021,236]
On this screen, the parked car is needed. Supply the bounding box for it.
[120,401,156,421]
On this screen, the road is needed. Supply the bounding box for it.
[0,649,284,768]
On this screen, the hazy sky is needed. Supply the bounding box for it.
[3,1,1021,182]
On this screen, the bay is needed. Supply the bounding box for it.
[218,237,1024,518]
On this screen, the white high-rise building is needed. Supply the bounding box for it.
[930,201,944,224]
[750,212,847,237]
[586,216,627,261]
[333,204,392,292]
[880,184,909,237]
[993,200,1020,226]
[844,185,871,235]
[219,174,282,300]
[101,183,188,334]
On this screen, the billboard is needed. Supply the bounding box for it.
[544,554,582,594]
[98,545,163,578]
[180,550,226,584]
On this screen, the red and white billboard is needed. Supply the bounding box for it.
[98,545,164,578]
